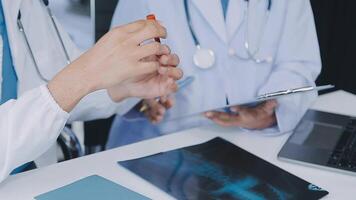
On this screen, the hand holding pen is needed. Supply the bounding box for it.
[139,14,184,113]
[138,14,195,122]
[108,14,182,102]
[140,76,195,123]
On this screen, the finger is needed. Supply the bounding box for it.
[152,115,164,124]
[218,112,237,121]
[151,114,164,124]
[141,55,157,62]
[161,96,175,109]
[158,67,183,80]
[205,112,242,127]
[230,106,244,113]
[157,44,171,56]
[159,80,179,96]
[260,100,278,115]
[148,104,166,121]
[160,96,168,104]
[144,100,163,119]
[149,115,159,124]
[136,43,170,60]
[136,61,160,76]
[230,104,264,115]
[210,118,238,127]
[130,20,167,45]
[205,111,243,124]
[159,54,180,66]
[166,97,175,108]
[145,99,159,107]
[151,104,165,116]
[145,99,164,114]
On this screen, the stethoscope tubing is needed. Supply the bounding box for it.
[17,11,49,82]
[45,6,71,65]
[17,0,71,82]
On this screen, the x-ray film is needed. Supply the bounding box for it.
[119,138,329,200]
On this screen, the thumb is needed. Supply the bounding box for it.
[230,106,244,113]
[262,100,278,114]
[162,96,175,109]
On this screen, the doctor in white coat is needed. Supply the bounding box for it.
[7,0,140,120]
[0,0,182,183]
[107,0,321,148]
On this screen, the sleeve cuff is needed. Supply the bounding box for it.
[41,85,70,120]
[273,92,317,134]
[240,92,317,136]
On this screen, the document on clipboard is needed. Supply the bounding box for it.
[214,84,335,113]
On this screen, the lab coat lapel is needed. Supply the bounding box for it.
[246,0,269,52]
[2,0,22,28]
[226,0,245,40]
[2,0,25,83]
[191,0,228,43]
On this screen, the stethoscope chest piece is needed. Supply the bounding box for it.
[184,0,273,67]
[193,46,215,69]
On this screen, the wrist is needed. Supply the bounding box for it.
[48,64,93,112]
[107,84,131,102]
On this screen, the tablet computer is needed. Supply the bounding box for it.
[119,138,329,200]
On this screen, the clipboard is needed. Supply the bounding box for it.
[213,84,335,113]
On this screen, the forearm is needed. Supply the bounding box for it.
[47,60,94,113]
[47,60,137,122]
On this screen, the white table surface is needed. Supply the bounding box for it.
[1,90,356,200]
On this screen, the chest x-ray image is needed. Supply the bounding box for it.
[119,138,329,200]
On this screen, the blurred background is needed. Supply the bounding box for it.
[50,0,93,51]
[52,0,356,158]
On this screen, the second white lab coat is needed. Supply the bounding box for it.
[0,0,138,183]
[107,0,321,148]
[4,0,137,121]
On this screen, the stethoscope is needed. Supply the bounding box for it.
[184,0,273,69]
[17,0,71,82]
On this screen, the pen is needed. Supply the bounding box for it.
[257,84,335,100]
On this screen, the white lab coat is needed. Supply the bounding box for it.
[0,0,138,183]
[107,0,321,148]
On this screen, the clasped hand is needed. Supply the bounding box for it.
[49,19,183,112]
